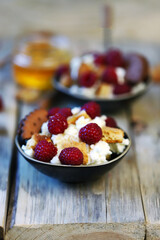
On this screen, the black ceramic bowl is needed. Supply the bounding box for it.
[15,133,131,183]
[53,77,150,112]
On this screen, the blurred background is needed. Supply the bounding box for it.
[0,0,160,106]
[0,0,160,43]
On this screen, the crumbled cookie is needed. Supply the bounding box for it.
[102,126,124,143]
[60,74,73,87]
[33,133,51,144]
[68,111,91,125]
[96,83,112,97]
[60,140,89,165]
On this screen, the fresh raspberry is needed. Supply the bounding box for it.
[79,71,97,88]
[105,117,117,128]
[34,140,57,162]
[55,64,69,78]
[0,96,3,112]
[58,108,72,118]
[94,53,106,65]
[59,147,83,165]
[81,101,101,119]
[48,107,60,117]
[79,123,102,145]
[106,48,124,67]
[48,113,68,135]
[113,83,131,95]
[102,67,118,84]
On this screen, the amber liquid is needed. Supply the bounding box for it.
[13,42,71,90]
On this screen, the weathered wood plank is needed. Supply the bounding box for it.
[5,102,145,240]
[0,83,17,239]
[105,110,145,240]
[131,84,160,240]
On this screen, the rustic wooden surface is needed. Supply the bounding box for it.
[5,105,145,240]
[131,85,160,240]
[0,42,159,240]
[0,83,17,240]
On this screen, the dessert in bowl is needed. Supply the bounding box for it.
[16,102,131,182]
[54,48,150,105]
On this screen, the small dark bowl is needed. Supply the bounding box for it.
[15,133,131,183]
[53,77,150,112]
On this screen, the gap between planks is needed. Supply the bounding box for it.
[0,82,18,240]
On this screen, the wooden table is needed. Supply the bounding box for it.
[0,42,160,240]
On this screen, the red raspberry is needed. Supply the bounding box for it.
[55,64,69,78]
[0,96,3,112]
[48,107,60,117]
[105,117,117,128]
[58,108,72,118]
[81,101,101,119]
[34,140,57,162]
[102,67,118,85]
[59,147,83,165]
[48,113,68,135]
[79,123,102,145]
[113,83,131,95]
[79,71,97,88]
[106,48,124,67]
[94,53,106,65]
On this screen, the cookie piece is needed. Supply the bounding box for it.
[33,133,51,145]
[96,83,112,98]
[102,126,124,143]
[125,53,149,85]
[60,74,73,87]
[68,110,91,125]
[18,109,48,140]
[60,140,89,165]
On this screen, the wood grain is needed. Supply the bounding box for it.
[0,83,17,239]
[131,85,160,240]
[105,110,145,239]
[5,103,146,239]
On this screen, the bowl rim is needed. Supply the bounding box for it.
[15,132,131,168]
[53,76,151,102]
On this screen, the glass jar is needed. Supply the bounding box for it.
[13,31,71,91]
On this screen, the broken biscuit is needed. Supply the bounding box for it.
[60,140,89,165]
[68,110,91,125]
[102,126,124,143]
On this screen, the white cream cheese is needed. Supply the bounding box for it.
[109,138,130,154]
[116,67,126,84]
[89,141,112,165]
[22,145,34,157]
[75,116,90,130]
[71,107,81,115]
[41,121,51,136]
[22,137,37,157]
[90,116,106,128]
[51,155,61,164]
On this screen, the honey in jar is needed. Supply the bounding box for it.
[13,33,71,90]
